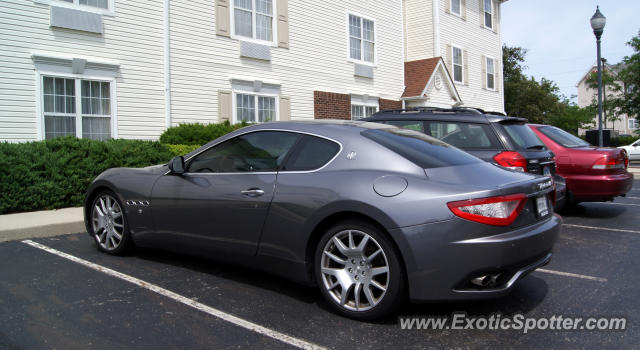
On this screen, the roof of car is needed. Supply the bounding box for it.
[363,107,527,124]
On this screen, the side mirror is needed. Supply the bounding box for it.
[168,156,185,174]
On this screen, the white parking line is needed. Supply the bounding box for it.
[22,240,327,350]
[623,196,640,200]
[589,202,640,207]
[536,269,607,282]
[563,224,640,234]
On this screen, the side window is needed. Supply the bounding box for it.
[282,135,340,171]
[187,131,299,173]
[384,120,424,133]
[426,122,501,149]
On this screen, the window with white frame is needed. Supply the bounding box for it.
[349,14,375,63]
[451,0,461,16]
[351,96,378,120]
[452,46,463,83]
[42,0,111,10]
[43,76,112,140]
[235,93,277,123]
[629,119,638,130]
[483,0,493,29]
[233,0,274,42]
[486,56,495,90]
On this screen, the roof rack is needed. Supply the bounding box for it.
[377,106,483,115]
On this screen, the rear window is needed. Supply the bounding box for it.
[361,128,482,169]
[425,121,501,149]
[501,123,546,150]
[537,126,591,148]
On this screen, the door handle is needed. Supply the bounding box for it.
[241,188,265,197]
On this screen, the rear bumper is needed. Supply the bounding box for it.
[393,214,561,302]
[564,172,634,201]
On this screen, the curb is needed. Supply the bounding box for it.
[0,207,84,243]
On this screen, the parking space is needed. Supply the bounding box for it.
[1,180,638,349]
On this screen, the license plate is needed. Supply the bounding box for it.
[536,196,549,217]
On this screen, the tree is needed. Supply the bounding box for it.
[502,44,593,133]
[503,45,562,124]
[616,30,640,122]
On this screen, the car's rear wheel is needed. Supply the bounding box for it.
[315,220,405,320]
[90,190,133,255]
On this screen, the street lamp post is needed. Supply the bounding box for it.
[590,6,606,147]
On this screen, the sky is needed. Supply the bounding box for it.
[501,0,639,102]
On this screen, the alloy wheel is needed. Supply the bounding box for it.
[92,194,125,251]
[320,229,390,312]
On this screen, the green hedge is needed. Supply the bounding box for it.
[0,137,173,214]
[612,135,640,147]
[159,121,249,145]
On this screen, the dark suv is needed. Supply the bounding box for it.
[364,107,566,208]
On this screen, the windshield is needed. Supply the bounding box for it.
[501,123,547,150]
[538,126,591,148]
[361,128,482,169]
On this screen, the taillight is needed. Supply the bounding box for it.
[592,156,625,170]
[493,151,527,172]
[447,194,528,226]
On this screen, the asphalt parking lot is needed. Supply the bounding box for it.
[1,180,638,349]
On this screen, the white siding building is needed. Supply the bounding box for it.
[402,0,505,113]
[0,0,506,141]
[576,63,638,136]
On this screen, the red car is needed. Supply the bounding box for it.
[528,124,633,206]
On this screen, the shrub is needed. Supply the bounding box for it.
[0,137,173,214]
[159,121,250,145]
[612,135,640,147]
[165,144,201,156]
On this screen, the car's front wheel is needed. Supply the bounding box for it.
[315,220,405,320]
[89,190,133,255]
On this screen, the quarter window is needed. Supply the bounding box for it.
[349,14,375,63]
[486,57,495,90]
[484,0,493,29]
[282,135,341,171]
[235,93,276,123]
[187,131,299,173]
[452,46,463,83]
[42,76,112,140]
[233,0,274,42]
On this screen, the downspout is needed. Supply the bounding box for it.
[163,0,171,129]
[432,0,441,57]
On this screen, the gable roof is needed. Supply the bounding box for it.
[402,57,441,98]
[402,57,461,103]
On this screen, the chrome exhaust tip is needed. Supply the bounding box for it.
[470,273,502,288]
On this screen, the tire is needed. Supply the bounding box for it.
[314,220,406,320]
[88,190,134,255]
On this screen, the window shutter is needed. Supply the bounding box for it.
[493,1,498,33]
[445,0,451,14]
[218,90,232,122]
[277,0,289,48]
[479,0,484,27]
[446,44,452,72]
[216,0,230,37]
[463,49,469,85]
[461,0,467,20]
[279,96,291,121]
[495,60,500,92]
[481,55,487,89]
